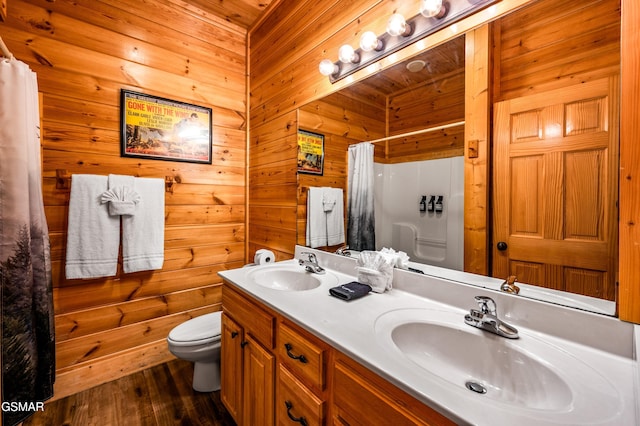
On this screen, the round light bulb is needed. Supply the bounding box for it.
[420,0,446,18]
[318,59,338,76]
[387,13,412,37]
[359,31,382,52]
[338,44,359,64]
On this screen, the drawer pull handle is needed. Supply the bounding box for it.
[284,343,308,363]
[231,331,238,338]
[240,340,248,348]
[285,400,308,426]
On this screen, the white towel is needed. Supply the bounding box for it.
[380,247,410,269]
[122,177,165,273]
[65,174,120,279]
[101,174,140,216]
[306,187,326,248]
[356,251,394,293]
[322,190,336,212]
[324,187,345,246]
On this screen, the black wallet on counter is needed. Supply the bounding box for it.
[329,281,372,301]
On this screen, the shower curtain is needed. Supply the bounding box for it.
[0,57,55,426]
[347,142,376,251]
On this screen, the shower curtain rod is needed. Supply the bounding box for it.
[0,36,14,59]
[360,120,465,145]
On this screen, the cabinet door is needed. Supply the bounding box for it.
[243,334,275,426]
[221,313,243,423]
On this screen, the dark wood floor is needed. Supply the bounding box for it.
[22,359,236,426]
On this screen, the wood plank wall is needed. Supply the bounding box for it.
[247,0,408,260]
[0,0,246,398]
[383,67,466,163]
[248,111,298,260]
[619,0,640,323]
[493,0,621,101]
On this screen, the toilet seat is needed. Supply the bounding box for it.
[168,311,222,347]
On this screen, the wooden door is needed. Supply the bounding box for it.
[242,334,275,426]
[221,314,243,423]
[493,77,619,301]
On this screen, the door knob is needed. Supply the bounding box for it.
[497,241,508,251]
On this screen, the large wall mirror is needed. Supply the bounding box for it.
[297,0,620,316]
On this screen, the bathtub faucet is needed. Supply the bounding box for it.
[464,296,519,339]
[299,252,325,274]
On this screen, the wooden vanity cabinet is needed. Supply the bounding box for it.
[221,281,454,426]
[221,284,276,426]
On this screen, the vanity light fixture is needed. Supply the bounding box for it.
[420,0,447,19]
[359,31,384,52]
[386,13,413,37]
[319,59,340,77]
[338,44,360,64]
[318,0,498,83]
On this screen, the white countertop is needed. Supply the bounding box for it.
[218,247,639,426]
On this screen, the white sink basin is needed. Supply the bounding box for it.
[246,263,338,291]
[374,308,622,421]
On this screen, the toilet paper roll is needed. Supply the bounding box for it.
[254,249,275,265]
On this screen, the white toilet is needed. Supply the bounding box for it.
[167,311,222,392]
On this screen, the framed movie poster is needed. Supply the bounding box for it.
[120,89,212,164]
[297,130,324,175]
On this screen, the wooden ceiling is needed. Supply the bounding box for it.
[183,0,275,29]
[337,35,466,108]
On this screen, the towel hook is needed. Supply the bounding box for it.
[165,176,174,193]
[56,169,71,190]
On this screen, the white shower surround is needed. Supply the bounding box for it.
[374,156,464,270]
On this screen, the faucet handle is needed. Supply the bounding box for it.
[501,275,520,294]
[300,252,317,262]
[335,245,350,256]
[474,296,497,316]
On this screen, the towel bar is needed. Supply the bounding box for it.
[55,171,174,194]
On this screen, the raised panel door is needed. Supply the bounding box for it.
[243,334,275,426]
[493,77,619,300]
[221,313,243,423]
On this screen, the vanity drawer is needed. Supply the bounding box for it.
[333,353,455,426]
[222,282,275,350]
[277,321,326,391]
[277,364,324,426]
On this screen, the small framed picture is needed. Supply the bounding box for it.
[297,130,324,175]
[120,89,212,164]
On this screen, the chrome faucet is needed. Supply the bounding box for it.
[464,296,519,339]
[500,275,520,294]
[335,245,351,257]
[298,252,325,274]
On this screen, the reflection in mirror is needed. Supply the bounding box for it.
[298,0,620,316]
